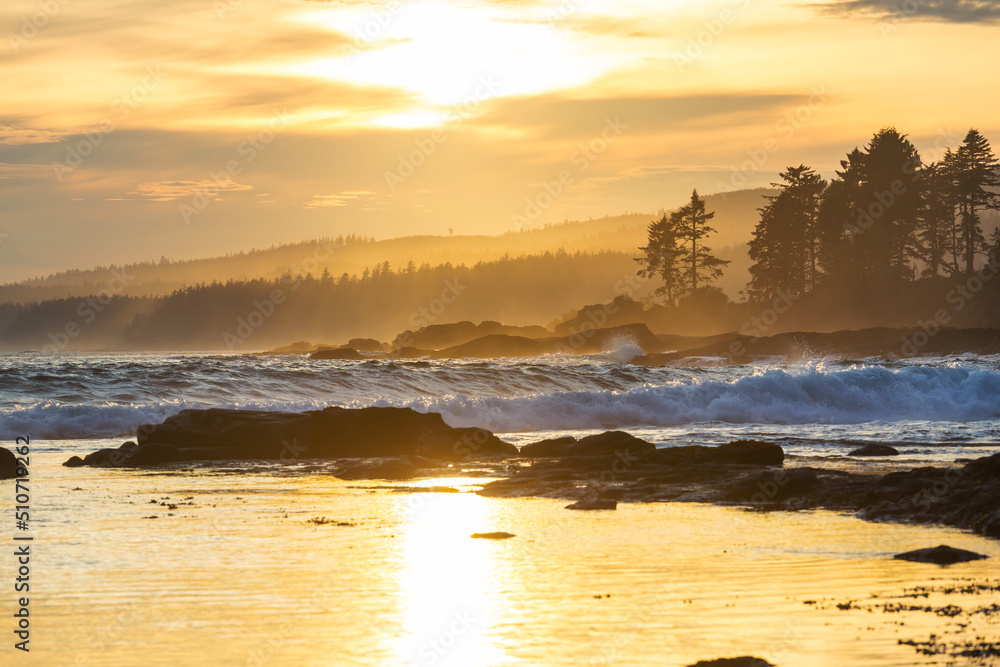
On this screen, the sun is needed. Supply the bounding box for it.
[287,1,632,127]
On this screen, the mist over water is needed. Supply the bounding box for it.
[3,352,998,458]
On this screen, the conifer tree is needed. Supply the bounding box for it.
[747,165,826,301]
[676,189,729,293]
[950,129,1000,273]
[636,211,686,305]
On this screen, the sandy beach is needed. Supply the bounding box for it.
[6,435,994,667]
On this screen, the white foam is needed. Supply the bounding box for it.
[408,365,1000,433]
[4,363,999,440]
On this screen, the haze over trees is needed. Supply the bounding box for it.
[745,127,1000,309]
[0,128,998,353]
[636,189,731,306]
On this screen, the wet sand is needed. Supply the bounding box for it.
[14,443,1000,666]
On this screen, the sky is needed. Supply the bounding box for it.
[1,0,999,280]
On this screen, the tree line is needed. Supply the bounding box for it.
[746,128,999,302]
[637,128,1000,309]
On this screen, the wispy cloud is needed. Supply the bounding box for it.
[304,190,379,208]
[0,124,66,146]
[816,0,1000,23]
[131,180,253,201]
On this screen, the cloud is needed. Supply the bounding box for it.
[474,92,801,140]
[817,0,1000,23]
[304,190,379,208]
[0,124,66,146]
[131,179,254,201]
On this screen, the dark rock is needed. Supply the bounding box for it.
[310,348,366,360]
[554,296,648,337]
[346,338,390,353]
[80,406,516,466]
[436,334,549,359]
[79,442,137,467]
[893,545,988,565]
[724,468,820,503]
[964,451,1000,480]
[63,456,85,468]
[124,443,182,467]
[416,427,517,459]
[0,448,18,479]
[714,440,785,465]
[848,443,900,457]
[138,408,312,452]
[566,498,617,510]
[310,407,446,458]
[556,322,664,355]
[82,448,118,466]
[392,321,549,352]
[972,510,1000,539]
[687,659,774,667]
[519,436,578,457]
[639,327,1000,367]
[262,340,316,355]
[392,323,662,359]
[471,532,516,540]
[333,456,438,481]
[522,431,654,457]
[653,440,784,467]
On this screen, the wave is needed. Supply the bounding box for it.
[406,365,1000,433]
[3,363,999,440]
[0,398,334,441]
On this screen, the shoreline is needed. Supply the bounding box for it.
[19,446,1000,665]
[54,405,1000,541]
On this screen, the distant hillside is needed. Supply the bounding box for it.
[0,189,769,304]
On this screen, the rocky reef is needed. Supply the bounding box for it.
[64,406,1000,540]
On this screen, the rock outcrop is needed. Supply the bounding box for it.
[70,406,513,467]
[521,431,655,457]
[0,448,18,479]
[848,444,900,457]
[893,545,988,565]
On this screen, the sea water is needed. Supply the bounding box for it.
[1,352,999,665]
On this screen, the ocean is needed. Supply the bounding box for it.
[3,351,999,462]
[3,352,1000,666]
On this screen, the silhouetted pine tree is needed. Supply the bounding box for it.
[950,129,1000,273]
[816,148,865,286]
[675,189,729,293]
[916,161,956,278]
[636,211,686,305]
[747,165,826,301]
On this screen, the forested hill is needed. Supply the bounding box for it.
[0,189,768,304]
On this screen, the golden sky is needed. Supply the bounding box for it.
[1,0,998,279]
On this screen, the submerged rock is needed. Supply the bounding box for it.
[687,659,774,667]
[566,498,617,510]
[725,468,820,503]
[332,456,439,481]
[848,444,900,457]
[893,545,988,565]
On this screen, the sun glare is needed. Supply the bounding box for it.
[392,491,509,666]
[290,2,631,126]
